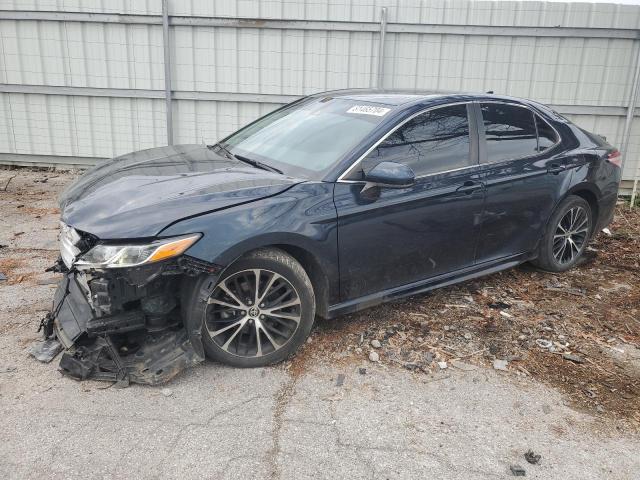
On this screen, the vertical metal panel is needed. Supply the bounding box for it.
[0,0,640,184]
[173,99,279,145]
[1,92,165,158]
[0,19,164,89]
[162,0,173,144]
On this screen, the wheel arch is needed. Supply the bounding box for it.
[271,244,330,319]
[211,234,334,319]
[533,182,601,255]
[554,183,602,236]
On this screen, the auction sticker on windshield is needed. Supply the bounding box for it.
[347,105,391,116]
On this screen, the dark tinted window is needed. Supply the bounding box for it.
[363,104,471,176]
[481,103,538,162]
[536,114,558,152]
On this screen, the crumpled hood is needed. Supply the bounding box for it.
[60,144,301,239]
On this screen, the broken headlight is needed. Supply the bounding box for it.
[75,234,201,269]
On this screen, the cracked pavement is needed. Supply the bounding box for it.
[1,169,639,479]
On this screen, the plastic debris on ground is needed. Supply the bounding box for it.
[29,338,63,363]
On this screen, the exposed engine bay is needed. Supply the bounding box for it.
[35,226,221,386]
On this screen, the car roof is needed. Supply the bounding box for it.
[310,88,539,109]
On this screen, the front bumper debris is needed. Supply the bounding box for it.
[57,328,201,385]
[35,256,219,386]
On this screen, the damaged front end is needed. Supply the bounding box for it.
[39,224,220,386]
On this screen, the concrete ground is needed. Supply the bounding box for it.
[1,169,639,479]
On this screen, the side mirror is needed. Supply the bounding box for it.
[364,161,415,189]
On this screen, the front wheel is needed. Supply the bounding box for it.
[532,195,593,272]
[191,248,316,368]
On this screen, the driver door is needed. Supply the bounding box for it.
[333,103,485,302]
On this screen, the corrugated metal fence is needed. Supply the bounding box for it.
[1,0,640,193]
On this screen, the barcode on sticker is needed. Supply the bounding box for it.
[347,105,390,116]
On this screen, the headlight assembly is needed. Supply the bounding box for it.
[75,234,201,269]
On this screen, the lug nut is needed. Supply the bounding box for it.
[260,315,265,320]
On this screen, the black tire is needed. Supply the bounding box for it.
[532,195,593,272]
[190,248,315,368]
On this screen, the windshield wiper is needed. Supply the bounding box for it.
[234,154,284,175]
[211,143,283,175]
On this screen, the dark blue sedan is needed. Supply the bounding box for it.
[47,89,621,383]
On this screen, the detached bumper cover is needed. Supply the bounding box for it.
[47,266,209,385]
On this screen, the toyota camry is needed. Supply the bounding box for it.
[39,89,621,384]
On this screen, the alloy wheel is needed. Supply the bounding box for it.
[205,269,302,357]
[552,206,589,264]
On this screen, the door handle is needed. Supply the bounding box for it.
[547,163,567,174]
[456,180,484,194]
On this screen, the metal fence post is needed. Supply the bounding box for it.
[162,0,174,145]
[622,39,640,206]
[376,7,387,88]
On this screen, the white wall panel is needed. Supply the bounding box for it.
[1,0,640,185]
[173,100,280,146]
[1,93,166,157]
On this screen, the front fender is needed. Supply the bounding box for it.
[160,182,339,301]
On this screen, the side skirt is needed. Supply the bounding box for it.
[326,252,532,319]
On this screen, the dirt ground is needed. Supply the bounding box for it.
[1,167,639,479]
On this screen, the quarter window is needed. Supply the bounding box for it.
[480,103,538,162]
[536,114,559,152]
[362,104,471,177]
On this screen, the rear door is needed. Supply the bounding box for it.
[474,102,573,263]
[334,103,485,301]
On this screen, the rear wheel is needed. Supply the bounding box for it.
[196,248,315,367]
[532,195,593,272]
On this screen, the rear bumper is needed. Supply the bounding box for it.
[49,267,206,385]
[595,191,617,232]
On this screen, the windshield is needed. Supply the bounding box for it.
[219,97,393,179]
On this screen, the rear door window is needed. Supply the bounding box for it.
[363,104,472,177]
[480,103,538,162]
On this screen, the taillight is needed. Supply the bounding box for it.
[607,149,622,168]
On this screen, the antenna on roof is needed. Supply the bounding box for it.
[486,90,494,94]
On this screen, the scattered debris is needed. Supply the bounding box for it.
[358,367,367,375]
[0,272,6,282]
[489,301,511,309]
[1,174,16,191]
[493,359,509,371]
[562,353,585,364]
[424,352,434,364]
[0,365,17,373]
[335,373,345,387]
[370,339,382,349]
[500,311,513,319]
[602,227,612,236]
[28,338,62,363]
[368,351,379,362]
[437,361,448,370]
[536,339,553,349]
[524,449,541,465]
[161,388,173,397]
[510,464,526,476]
[450,360,478,371]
